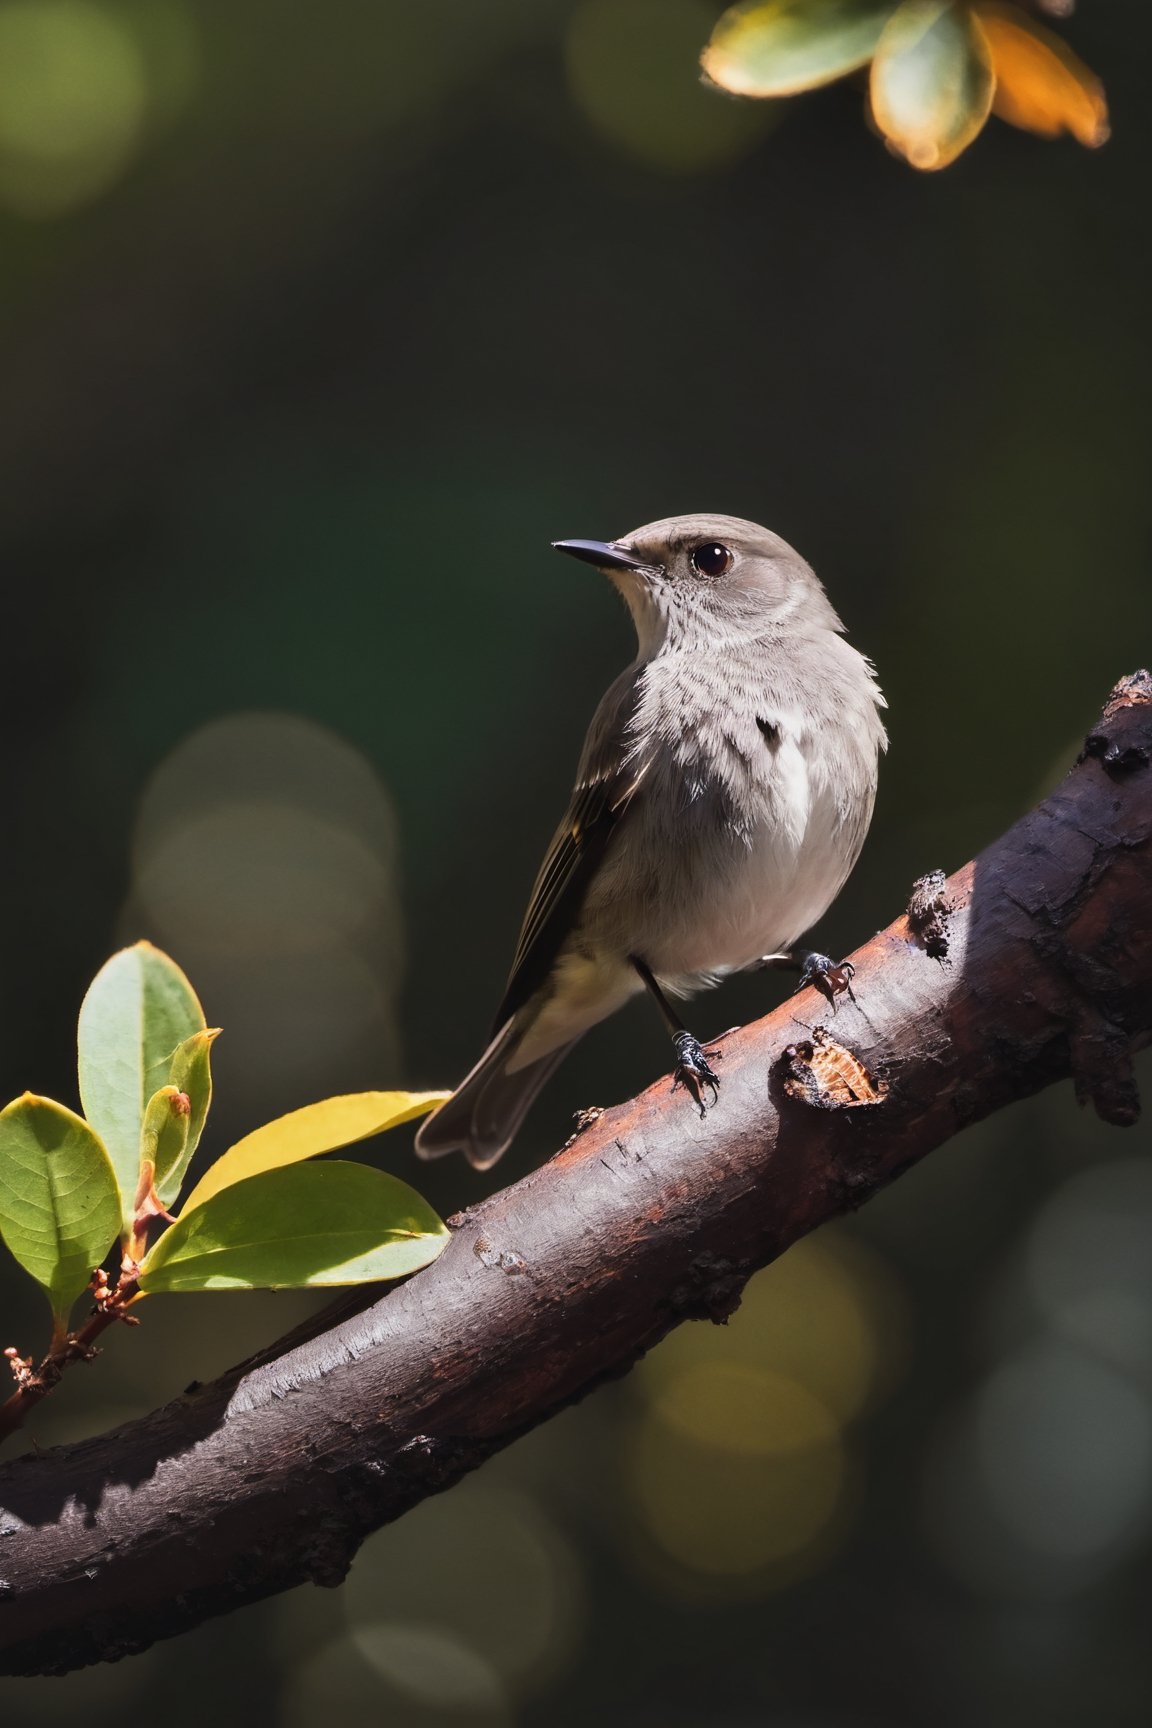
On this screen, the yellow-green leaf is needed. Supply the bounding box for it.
[179,1089,450,1216]
[77,942,206,1230]
[140,1086,191,1198]
[138,1161,449,1293]
[870,0,993,170]
[0,1095,121,1321]
[703,0,899,97]
[157,1028,219,1205]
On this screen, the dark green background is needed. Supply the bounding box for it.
[1,3,1149,1724]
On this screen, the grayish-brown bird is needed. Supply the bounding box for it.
[416,513,886,1169]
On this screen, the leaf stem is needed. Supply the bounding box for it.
[0,1268,141,1445]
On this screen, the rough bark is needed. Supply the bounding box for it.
[2,672,1150,1677]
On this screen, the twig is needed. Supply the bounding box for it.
[0,1270,140,1444]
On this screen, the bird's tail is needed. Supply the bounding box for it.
[414,1018,575,1170]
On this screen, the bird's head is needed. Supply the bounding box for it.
[552,513,843,655]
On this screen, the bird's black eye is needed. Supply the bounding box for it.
[690,542,733,578]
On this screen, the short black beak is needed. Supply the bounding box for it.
[552,538,659,575]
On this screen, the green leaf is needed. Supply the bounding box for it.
[0,1095,121,1321]
[178,1089,449,1216]
[703,0,899,97]
[157,1028,219,1206]
[869,0,993,168]
[140,1086,191,1198]
[77,942,206,1229]
[138,1161,450,1293]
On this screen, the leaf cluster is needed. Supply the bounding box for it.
[702,0,1108,170]
[0,943,449,1348]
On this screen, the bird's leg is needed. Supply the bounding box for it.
[631,958,721,1116]
[758,949,857,1009]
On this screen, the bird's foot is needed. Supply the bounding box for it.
[795,952,856,1009]
[671,1032,722,1116]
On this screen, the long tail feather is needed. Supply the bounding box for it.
[414,1020,575,1170]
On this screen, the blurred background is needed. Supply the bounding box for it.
[1,1,1150,1723]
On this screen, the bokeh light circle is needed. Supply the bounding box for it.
[629,1372,848,1587]
[976,1341,1152,1565]
[344,1480,584,1698]
[637,1229,907,1425]
[565,0,776,173]
[1026,1158,1152,1384]
[282,1632,512,1728]
[134,803,392,958]
[125,711,404,1110]
[652,1359,840,1458]
[925,1340,1152,1600]
[350,1622,509,1713]
[0,2,148,218]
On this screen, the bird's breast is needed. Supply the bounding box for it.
[579,715,871,983]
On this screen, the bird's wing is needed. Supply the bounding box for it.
[493,668,648,1031]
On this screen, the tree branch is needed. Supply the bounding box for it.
[2,672,1151,1677]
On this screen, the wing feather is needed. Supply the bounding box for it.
[493,668,646,1030]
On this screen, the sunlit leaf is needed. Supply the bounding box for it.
[140,1085,191,1199]
[976,2,1108,146]
[0,1095,121,1321]
[77,942,206,1229]
[870,0,993,169]
[703,0,899,97]
[157,1028,219,1206]
[179,1089,449,1216]
[138,1161,450,1293]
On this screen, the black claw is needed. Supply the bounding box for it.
[671,1031,722,1115]
[796,953,857,1009]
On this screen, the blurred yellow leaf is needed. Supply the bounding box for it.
[180,1089,450,1216]
[870,0,993,169]
[702,0,899,97]
[976,2,1108,146]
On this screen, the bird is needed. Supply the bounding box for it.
[415,513,886,1170]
